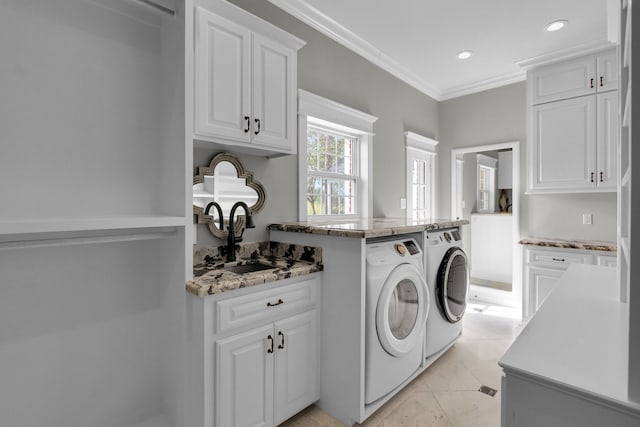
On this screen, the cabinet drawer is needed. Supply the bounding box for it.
[527,248,594,268]
[216,277,319,333]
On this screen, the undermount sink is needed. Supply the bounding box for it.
[223,263,274,274]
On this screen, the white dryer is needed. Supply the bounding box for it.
[424,228,469,359]
[365,238,429,404]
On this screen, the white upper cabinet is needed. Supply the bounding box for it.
[196,10,252,143]
[596,91,619,190]
[529,49,618,105]
[527,48,618,193]
[529,96,597,192]
[252,34,296,151]
[194,2,305,157]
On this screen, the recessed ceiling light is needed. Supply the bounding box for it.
[457,50,473,60]
[545,20,568,32]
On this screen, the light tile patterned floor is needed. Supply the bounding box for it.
[280,304,522,427]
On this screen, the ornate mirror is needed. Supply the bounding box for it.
[193,152,266,239]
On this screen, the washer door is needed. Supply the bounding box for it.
[376,264,429,357]
[436,247,469,323]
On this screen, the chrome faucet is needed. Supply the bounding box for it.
[204,201,224,229]
[226,201,255,262]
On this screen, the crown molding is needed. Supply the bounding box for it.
[440,70,526,101]
[268,0,443,100]
[516,39,615,70]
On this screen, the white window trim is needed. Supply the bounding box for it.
[454,153,464,220]
[298,89,377,221]
[405,132,438,221]
[476,154,497,213]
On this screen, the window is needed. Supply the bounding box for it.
[405,132,438,221]
[476,154,497,213]
[306,125,358,216]
[298,90,377,220]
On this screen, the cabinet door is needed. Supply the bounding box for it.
[252,34,296,152]
[528,56,596,105]
[596,50,618,92]
[528,266,564,313]
[597,91,618,190]
[196,7,252,143]
[274,310,319,425]
[529,96,597,192]
[216,324,275,427]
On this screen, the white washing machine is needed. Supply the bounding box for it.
[424,228,470,359]
[365,238,430,404]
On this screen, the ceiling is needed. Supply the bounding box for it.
[268,0,615,101]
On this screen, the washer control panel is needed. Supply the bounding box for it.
[403,240,420,255]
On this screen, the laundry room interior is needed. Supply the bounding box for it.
[0,0,638,427]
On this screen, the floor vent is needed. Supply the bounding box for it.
[479,385,497,397]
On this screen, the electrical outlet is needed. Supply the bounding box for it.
[400,198,406,209]
[583,213,593,225]
[461,200,466,209]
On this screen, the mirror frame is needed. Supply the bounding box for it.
[193,152,266,239]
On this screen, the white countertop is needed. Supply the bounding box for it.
[500,264,638,411]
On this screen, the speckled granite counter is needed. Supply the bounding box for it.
[187,241,322,297]
[519,237,617,252]
[267,217,468,239]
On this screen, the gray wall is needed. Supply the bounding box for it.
[196,0,439,245]
[439,82,617,241]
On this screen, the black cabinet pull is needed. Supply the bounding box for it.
[600,171,604,182]
[278,331,285,349]
[590,172,594,183]
[267,298,284,307]
[267,335,274,353]
[600,76,604,87]
[552,257,566,262]
[254,118,261,135]
[590,78,594,89]
[244,116,250,133]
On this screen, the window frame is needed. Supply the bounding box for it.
[298,90,377,221]
[305,122,360,217]
[405,132,438,222]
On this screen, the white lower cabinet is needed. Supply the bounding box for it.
[274,311,319,425]
[217,324,275,427]
[189,274,321,427]
[216,310,318,427]
[527,266,564,313]
[523,246,616,318]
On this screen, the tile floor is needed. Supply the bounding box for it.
[281,304,523,427]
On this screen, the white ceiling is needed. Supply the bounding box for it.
[268,0,615,100]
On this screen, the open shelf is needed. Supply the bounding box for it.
[0,215,186,239]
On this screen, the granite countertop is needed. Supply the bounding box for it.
[268,217,469,239]
[519,237,617,252]
[186,241,323,297]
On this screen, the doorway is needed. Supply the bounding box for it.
[450,141,521,316]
